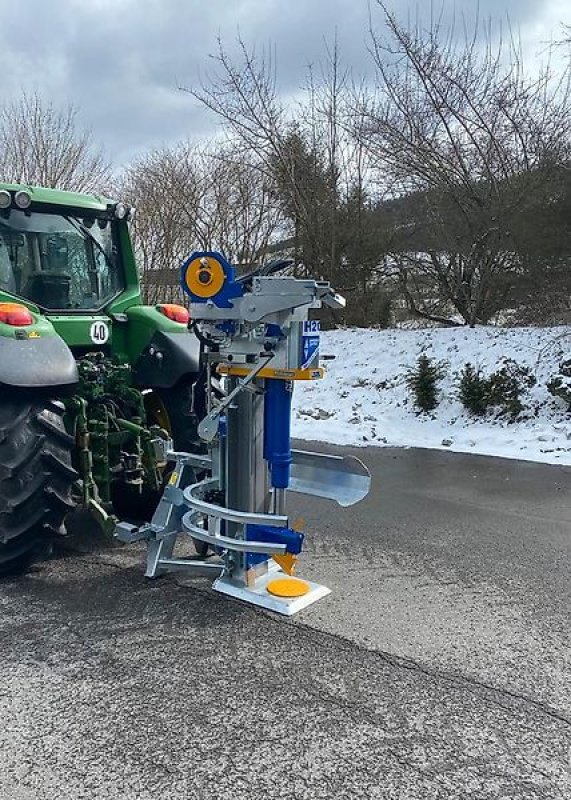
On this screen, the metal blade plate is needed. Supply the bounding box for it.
[289,449,371,507]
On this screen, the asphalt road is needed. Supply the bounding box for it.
[1,446,570,800]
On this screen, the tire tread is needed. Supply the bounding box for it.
[0,396,76,576]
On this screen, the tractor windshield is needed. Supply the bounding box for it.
[0,209,123,311]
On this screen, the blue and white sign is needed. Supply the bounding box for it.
[301,320,320,369]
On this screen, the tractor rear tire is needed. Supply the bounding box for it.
[0,396,76,576]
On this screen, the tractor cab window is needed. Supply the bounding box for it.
[0,209,123,311]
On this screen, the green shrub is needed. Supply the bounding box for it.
[547,359,571,411]
[458,363,488,415]
[406,355,447,413]
[487,359,537,419]
[458,359,536,419]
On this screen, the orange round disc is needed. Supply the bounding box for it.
[184,255,225,299]
[267,577,310,598]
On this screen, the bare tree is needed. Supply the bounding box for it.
[120,144,196,303]
[0,92,111,192]
[121,140,282,303]
[183,39,323,268]
[181,21,571,327]
[359,6,571,325]
[184,35,381,292]
[191,145,282,265]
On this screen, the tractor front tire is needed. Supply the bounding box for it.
[0,396,76,576]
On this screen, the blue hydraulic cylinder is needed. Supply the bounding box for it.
[245,523,304,569]
[263,379,293,489]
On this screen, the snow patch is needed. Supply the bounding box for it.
[292,326,571,465]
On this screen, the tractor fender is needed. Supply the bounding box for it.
[133,331,201,389]
[0,333,78,389]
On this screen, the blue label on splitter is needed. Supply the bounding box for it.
[301,320,320,369]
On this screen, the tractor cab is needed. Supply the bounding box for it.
[0,186,126,313]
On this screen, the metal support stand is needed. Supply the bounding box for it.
[115,452,223,580]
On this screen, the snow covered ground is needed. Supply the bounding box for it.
[292,326,571,465]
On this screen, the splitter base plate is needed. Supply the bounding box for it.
[213,570,330,616]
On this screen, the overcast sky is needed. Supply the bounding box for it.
[0,0,567,168]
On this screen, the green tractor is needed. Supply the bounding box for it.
[0,182,205,575]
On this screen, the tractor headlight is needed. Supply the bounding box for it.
[0,190,11,209]
[14,190,31,209]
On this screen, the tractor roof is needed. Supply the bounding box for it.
[0,182,116,212]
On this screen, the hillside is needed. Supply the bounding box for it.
[293,326,571,465]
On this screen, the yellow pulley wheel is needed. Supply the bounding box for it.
[184,255,225,299]
[267,577,310,598]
